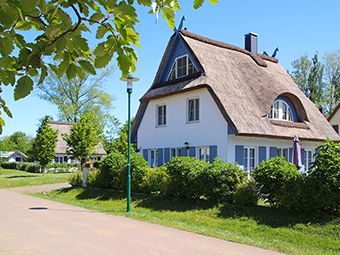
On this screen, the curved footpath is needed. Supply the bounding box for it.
[0,184,284,255]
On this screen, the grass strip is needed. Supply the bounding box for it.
[0,169,71,188]
[34,187,340,255]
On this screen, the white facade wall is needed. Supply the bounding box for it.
[138,88,228,158]
[138,88,320,172]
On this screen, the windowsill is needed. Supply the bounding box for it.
[186,120,200,124]
[156,125,167,128]
[269,119,309,129]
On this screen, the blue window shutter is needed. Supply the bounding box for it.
[235,145,244,165]
[259,146,266,163]
[189,146,196,157]
[270,147,277,158]
[228,125,234,135]
[210,145,217,163]
[158,148,163,167]
[143,149,148,161]
[289,148,293,162]
[181,147,187,156]
[301,148,305,165]
[164,148,170,163]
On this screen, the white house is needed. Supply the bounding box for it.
[50,121,107,164]
[132,29,340,173]
[328,102,340,134]
[4,150,28,162]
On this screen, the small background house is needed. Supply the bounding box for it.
[3,150,28,162]
[328,102,340,134]
[132,29,340,173]
[50,121,107,164]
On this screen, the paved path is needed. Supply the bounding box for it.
[0,186,283,255]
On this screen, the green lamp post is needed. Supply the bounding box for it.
[120,74,139,212]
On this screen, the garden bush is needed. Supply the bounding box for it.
[252,156,300,208]
[166,156,209,199]
[234,177,259,206]
[202,159,247,204]
[27,164,40,173]
[89,152,149,192]
[69,170,82,186]
[140,166,169,194]
[2,162,18,169]
[306,139,340,214]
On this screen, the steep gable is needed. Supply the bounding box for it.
[132,30,340,142]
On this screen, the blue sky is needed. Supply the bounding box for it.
[1,0,340,137]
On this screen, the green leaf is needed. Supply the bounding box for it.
[58,8,72,29]
[96,25,109,39]
[89,12,105,25]
[78,60,96,75]
[5,70,15,86]
[48,63,61,77]
[71,35,89,52]
[66,63,77,80]
[94,42,107,57]
[1,104,12,118]
[0,70,9,85]
[162,7,176,29]
[94,52,113,68]
[58,60,69,76]
[28,68,39,77]
[38,65,47,85]
[0,37,15,56]
[0,57,13,68]
[193,0,205,9]
[14,75,34,100]
[45,24,61,39]
[208,0,220,5]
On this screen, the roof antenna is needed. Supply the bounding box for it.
[174,15,186,33]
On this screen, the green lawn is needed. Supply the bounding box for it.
[34,187,340,255]
[0,168,71,188]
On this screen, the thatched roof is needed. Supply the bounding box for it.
[50,121,107,155]
[132,30,340,142]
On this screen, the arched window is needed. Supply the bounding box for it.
[268,99,293,121]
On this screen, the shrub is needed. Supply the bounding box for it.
[203,159,247,204]
[130,154,149,193]
[86,168,101,188]
[69,171,82,187]
[307,139,340,214]
[166,156,209,199]
[98,152,127,189]
[27,164,40,173]
[252,156,300,208]
[2,162,18,169]
[140,166,169,194]
[234,177,259,206]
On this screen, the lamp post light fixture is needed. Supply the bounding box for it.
[120,74,139,212]
[184,141,189,149]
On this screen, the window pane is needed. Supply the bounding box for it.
[244,148,248,170]
[206,147,210,162]
[277,148,281,157]
[177,148,182,156]
[189,100,194,121]
[283,148,288,161]
[273,101,279,119]
[195,99,199,121]
[282,103,288,120]
[171,148,176,158]
[177,56,187,77]
[163,105,166,125]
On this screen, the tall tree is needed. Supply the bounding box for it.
[323,50,340,113]
[108,119,136,156]
[36,64,115,130]
[32,116,58,175]
[0,131,35,161]
[290,52,325,110]
[62,114,100,168]
[0,0,219,133]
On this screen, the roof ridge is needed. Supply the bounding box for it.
[179,29,279,66]
[50,121,75,125]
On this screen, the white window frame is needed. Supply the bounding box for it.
[269,99,293,121]
[197,146,210,162]
[244,147,256,173]
[149,149,158,168]
[187,97,199,123]
[167,54,197,81]
[156,104,166,127]
[170,148,182,160]
[277,148,289,161]
[304,149,314,172]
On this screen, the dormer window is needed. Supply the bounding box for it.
[168,55,197,81]
[268,99,293,121]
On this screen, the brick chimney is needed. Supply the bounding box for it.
[245,32,258,55]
